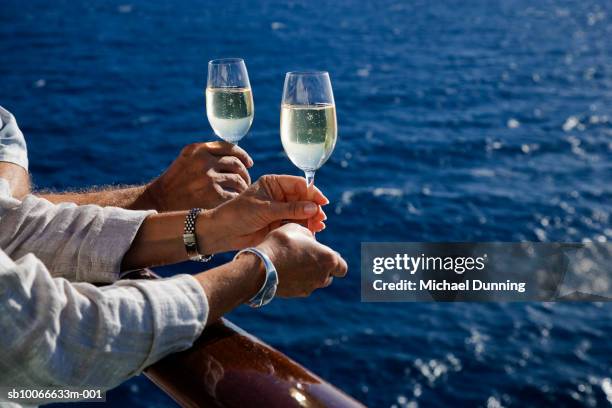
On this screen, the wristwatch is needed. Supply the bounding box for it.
[183,208,213,262]
[235,247,278,308]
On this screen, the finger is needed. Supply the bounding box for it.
[269,201,320,221]
[308,218,325,233]
[220,189,240,201]
[308,222,325,234]
[308,206,326,232]
[267,175,329,205]
[306,214,326,234]
[213,184,240,202]
[321,276,334,288]
[215,156,251,185]
[311,208,327,224]
[217,173,249,193]
[331,253,348,278]
[205,141,253,167]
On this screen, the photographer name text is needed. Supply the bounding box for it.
[371,254,526,293]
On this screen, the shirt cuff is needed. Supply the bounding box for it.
[114,274,209,371]
[78,206,156,283]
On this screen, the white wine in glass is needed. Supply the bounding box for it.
[206,58,254,144]
[280,71,337,187]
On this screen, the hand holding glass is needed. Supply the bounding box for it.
[280,71,337,187]
[206,58,254,144]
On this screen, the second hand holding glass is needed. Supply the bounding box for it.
[206,58,254,144]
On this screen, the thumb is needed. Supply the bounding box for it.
[268,201,319,221]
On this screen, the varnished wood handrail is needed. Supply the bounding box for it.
[145,318,364,408]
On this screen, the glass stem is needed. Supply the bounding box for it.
[304,170,317,238]
[304,170,315,189]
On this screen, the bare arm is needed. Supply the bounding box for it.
[121,210,193,270]
[39,184,155,210]
[196,252,265,323]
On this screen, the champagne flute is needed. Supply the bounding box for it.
[206,58,254,144]
[280,71,337,189]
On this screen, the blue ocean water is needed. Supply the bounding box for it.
[1,0,611,406]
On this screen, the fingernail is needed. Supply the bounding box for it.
[304,203,318,215]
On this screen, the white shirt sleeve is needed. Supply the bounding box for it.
[0,178,155,283]
[0,249,208,398]
[0,106,28,171]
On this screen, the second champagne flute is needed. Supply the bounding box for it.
[280,71,337,188]
[206,58,254,144]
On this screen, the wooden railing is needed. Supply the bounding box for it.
[123,270,364,408]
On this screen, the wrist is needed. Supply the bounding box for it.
[195,209,223,255]
[235,247,279,308]
[232,252,267,303]
[132,180,163,211]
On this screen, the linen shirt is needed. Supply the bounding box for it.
[0,107,209,404]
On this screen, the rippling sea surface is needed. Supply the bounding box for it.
[2,0,611,406]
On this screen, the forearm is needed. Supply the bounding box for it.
[123,246,264,327]
[195,252,265,323]
[121,211,189,270]
[38,184,157,210]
